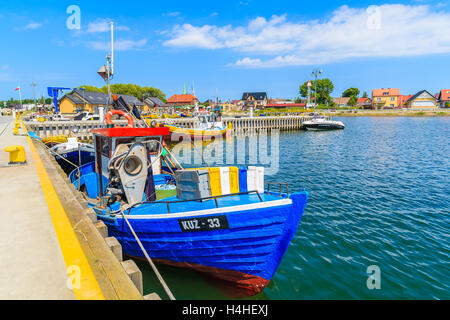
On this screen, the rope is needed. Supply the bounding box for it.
[120,209,176,300]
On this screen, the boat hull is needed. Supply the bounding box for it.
[54,149,95,172]
[304,123,345,130]
[98,192,308,295]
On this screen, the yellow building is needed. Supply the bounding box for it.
[406,90,437,109]
[143,97,170,114]
[372,88,400,109]
[59,90,145,114]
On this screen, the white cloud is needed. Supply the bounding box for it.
[229,57,262,67]
[88,39,147,51]
[163,4,450,68]
[15,21,42,30]
[86,19,130,33]
[167,12,181,17]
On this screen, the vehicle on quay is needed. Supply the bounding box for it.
[73,111,100,121]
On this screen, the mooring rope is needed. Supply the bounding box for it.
[120,209,176,300]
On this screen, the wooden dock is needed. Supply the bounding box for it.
[24,115,315,140]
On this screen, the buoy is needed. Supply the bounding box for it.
[105,110,134,128]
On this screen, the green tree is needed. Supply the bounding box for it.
[362,91,368,98]
[348,95,358,106]
[79,83,166,101]
[299,78,334,105]
[342,87,360,98]
[79,85,104,93]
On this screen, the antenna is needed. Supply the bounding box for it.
[110,21,114,77]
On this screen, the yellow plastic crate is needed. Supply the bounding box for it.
[229,167,240,194]
[208,167,222,196]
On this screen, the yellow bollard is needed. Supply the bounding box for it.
[13,127,19,135]
[4,145,26,164]
[15,122,21,129]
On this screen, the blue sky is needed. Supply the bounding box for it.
[1,0,449,102]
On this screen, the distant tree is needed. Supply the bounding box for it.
[79,85,104,93]
[362,91,368,98]
[343,87,360,98]
[294,97,302,103]
[348,95,358,106]
[299,78,334,105]
[79,83,166,101]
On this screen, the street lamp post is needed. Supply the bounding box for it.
[311,68,322,114]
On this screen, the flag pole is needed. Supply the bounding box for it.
[18,86,23,110]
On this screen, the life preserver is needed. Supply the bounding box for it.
[105,110,134,128]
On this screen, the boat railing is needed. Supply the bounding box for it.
[265,182,289,194]
[127,190,264,214]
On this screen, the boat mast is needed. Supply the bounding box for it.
[97,21,114,115]
[107,21,114,112]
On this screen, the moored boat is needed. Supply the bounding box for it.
[164,113,231,139]
[68,113,307,296]
[303,115,345,131]
[50,137,95,172]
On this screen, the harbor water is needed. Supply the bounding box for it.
[137,116,449,300]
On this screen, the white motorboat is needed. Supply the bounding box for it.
[303,115,345,131]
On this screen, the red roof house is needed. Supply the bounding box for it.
[437,89,450,107]
[372,88,400,109]
[398,95,413,107]
[167,94,199,106]
[357,97,372,109]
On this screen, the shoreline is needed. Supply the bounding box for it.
[331,111,450,117]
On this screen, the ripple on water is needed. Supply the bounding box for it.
[139,117,449,300]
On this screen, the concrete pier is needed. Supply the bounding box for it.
[0,116,150,300]
[0,117,75,299]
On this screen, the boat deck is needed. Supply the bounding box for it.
[126,192,289,215]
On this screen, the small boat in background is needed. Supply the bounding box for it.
[303,115,345,131]
[50,137,95,172]
[164,113,231,139]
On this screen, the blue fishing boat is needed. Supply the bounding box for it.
[50,137,95,172]
[70,123,308,295]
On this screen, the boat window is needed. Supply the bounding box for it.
[101,137,111,157]
[144,139,159,153]
[115,138,135,148]
[115,137,159,153]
